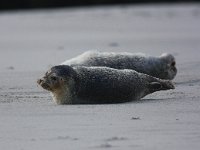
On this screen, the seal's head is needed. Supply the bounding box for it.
[37,65,77,104]
[38,67,63,91]
[159,53,177,80]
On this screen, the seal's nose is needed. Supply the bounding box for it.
[171,61,176,67]
[37,78,43,84]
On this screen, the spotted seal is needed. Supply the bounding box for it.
[37,65,175,104]
[62,51,177,80]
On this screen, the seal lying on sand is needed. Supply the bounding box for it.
[37,65,175,104]
[62,51,177,80]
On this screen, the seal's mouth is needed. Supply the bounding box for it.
[37,79,52,91]
[172,66,177,73]
[41,82,52,91]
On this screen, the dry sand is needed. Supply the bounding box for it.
[0,3,200,150]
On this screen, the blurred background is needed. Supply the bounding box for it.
[0,0,199,10]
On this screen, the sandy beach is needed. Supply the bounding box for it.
[0,3,200,150]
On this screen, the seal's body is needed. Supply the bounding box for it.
[62,51,177,80]
[37,65,175,105]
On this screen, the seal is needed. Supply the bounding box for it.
[61,51,177,80]
[37,65,175,104]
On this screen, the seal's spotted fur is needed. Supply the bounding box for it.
[62,51,177,80]
[37,65,175,104]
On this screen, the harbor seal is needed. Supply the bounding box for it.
[37,65,175,104]
[61,51,177,80]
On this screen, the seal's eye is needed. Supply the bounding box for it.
[51,76,57,81]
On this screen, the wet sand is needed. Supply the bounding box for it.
[0,3,200,150]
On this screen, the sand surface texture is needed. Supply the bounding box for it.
[0,3,200,150]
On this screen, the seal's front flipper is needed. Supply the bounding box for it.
[149,80,175,92]
[149,82,162,90]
